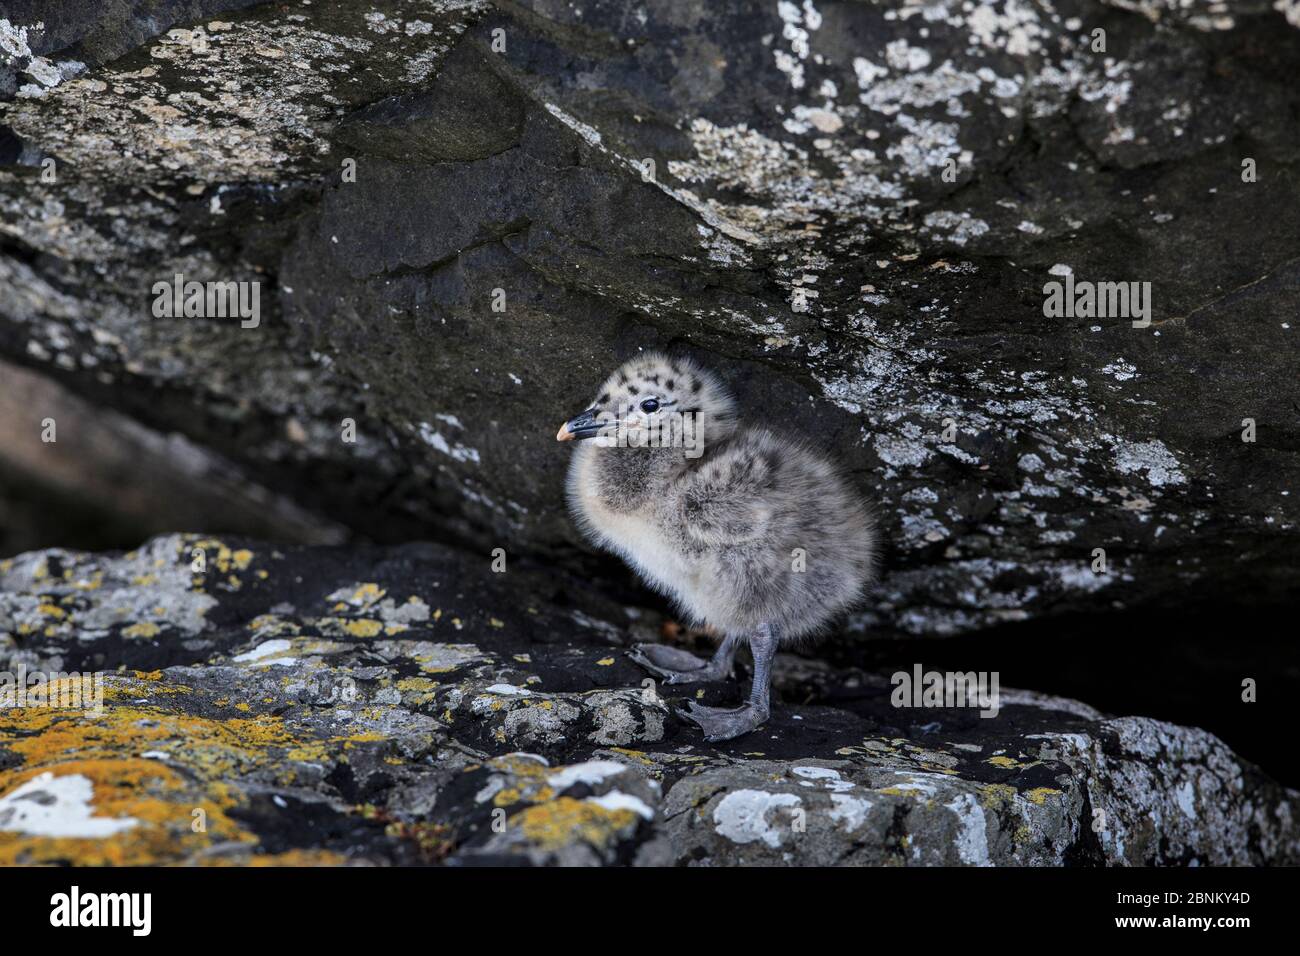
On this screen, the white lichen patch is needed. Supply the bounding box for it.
[417,422,482,464]
[0,772,138,838]
[696,223,753,267]
[1112,438,1187,487]
[874,433,932,469]
[587,790,654,820]
[0,18,38,62]
[945,792,992,866]
[713,789,802,847]
[1100,359,1139,381]
[773,1,823,90]
[922,209,989,246]
[547,760,631,790]
[791,765,855,792]
[232,638,295,664]
[828,792,873,831]
[965,1,1048,56]
[0,19,71,98]
[585,691,666,746]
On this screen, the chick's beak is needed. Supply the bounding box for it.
[557,408,604,442]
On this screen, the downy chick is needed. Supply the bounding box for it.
[557,352,877,741]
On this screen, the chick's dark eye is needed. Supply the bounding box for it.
[640,398,660,413]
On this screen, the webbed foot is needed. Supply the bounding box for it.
[679,701,770,742]
[629,643,731,685]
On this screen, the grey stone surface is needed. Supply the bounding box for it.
[0,534,1294,865]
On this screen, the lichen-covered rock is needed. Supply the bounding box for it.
[2,0,1297,643]
[1,535,1294,865]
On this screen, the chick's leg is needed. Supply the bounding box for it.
[681,622,776,742]
[630,633,740,685]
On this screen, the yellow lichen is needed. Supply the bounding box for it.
[1024,787,1062,805]
[351,583,385,605]
[979,783,1018,809]
[512,797,638,852]
[342,619,382,638]
[0,756,253,866]
[395,677,437,692]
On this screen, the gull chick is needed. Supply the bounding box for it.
[557,352,877,741]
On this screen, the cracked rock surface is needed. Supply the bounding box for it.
[1,0,1297,639]
[0,535,1295,865]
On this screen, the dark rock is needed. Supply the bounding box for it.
[0,534,1294,865]
[4,0,1297,640]
[0,1,266,102]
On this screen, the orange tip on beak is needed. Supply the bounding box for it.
[556,423,574,441]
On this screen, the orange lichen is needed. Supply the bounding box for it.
[512,797,638,852]
[0,694,397,865]
[0,758,254,866]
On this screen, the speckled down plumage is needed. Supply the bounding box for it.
[564,352,877,647]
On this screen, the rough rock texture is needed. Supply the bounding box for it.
[2,1,1297,865]
[3,0,1298,635]
[1,534,1295,865]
